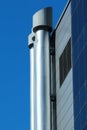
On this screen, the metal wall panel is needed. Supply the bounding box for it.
[55,3,74,130]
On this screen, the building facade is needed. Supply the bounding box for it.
[72,0,87,129]
[54,1,74,129]
[29,0,87,130]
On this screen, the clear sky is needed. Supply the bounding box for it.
[0,0,67,129]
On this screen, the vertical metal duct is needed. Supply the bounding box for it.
[50,33,57,130]
[32,7,52,130]
[50,55,57,130]
[28,33,35,130]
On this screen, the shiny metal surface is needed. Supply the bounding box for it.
[34,30,50,130]
[29,34,35,130]
[33,7,52,32]
[30,48,35,130]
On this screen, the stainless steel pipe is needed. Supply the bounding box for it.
[34,30,50,130]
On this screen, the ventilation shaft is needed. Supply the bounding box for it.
[28,7,56,130]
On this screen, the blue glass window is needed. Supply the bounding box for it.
[74,94,80,119]
[79,85,86,109]
[74,114,80,130]
[71,0,87,129]
[73,64,79,96]
[83,0,87,26]
[80,104,87,129]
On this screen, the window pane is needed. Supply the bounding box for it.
[59,38,71,86]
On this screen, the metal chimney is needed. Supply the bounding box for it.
[32,7,52,130]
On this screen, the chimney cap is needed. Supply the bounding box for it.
[33,7,52,32]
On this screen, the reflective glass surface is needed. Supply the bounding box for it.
[71,0,87,129]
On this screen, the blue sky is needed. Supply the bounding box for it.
[0,0,67,129]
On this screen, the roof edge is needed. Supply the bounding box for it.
[55,0,71,30]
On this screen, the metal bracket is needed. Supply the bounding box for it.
[50,94,56,102]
